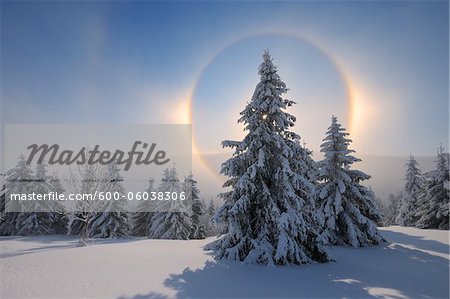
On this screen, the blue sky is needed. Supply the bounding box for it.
[1,0,448,164]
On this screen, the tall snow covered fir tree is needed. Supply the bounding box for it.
[132,178,155,237]
[149,167,192,239]
[316,116,382,247]
[395,155,422,227]
[210,50,330,265]
[89,161,130,238]
[183,173,206,239]
[416,146,449,230]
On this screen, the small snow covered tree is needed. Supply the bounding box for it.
[372,189,401,227]
[395,155,422,226]
[373,191,387,227]
[383,192,401,226]
[149,167,192,239]
[210,50,330,265]
[68,164,105,245]
[203,199,220,236]
[0,155,34,236]
[89,161,130,238]
[316,116,382,247]
[183,173,206,239]
[416,146,449,230]
[297,140,318,183]
[132,178,155,237]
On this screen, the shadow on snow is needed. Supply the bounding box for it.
[120,231,449,299]
[0,235,145,259]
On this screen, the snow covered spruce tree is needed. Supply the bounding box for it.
[373,191,387,226]
[15,163,66,236]
[204,199,220,236]
[149,167,192,239]
[316,116,382,247]
[132,178,155,237]
[416,146,449,230]
[89,161,130,238]
[296,140,318,183]
[0,155,34,236]
[395,155,422,226]
[210,50,330,265]
[382,192,401,226]
[183,173,206,239]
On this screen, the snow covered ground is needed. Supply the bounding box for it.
[0,226,448,299]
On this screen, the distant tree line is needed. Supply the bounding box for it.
[377,146,449,230]
[0,157,221,245]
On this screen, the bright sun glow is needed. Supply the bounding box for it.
[172,98,192,124]
[349,87,364,137]
[348,84,378,152]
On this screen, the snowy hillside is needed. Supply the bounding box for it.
[0,226,448,299]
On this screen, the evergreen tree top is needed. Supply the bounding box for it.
[183,172,200,201]
[5,155,34,190]
[6,155,33,174]
[319,116,362,173]
[405,155,421,176]
[229,50,298,144]
[405,155,421,182]
[158,166,181,193]
[435,145,449,174]
[159,167,180,183]
[184,172,197,184]
[35,163,49,179]
[258,50,286,85]
[406,154,419,167]
[404,155,421,192]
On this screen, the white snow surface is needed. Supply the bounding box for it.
[1,226,448,298]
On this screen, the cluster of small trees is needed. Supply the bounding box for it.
[0,155,68,236]
[133,168,220,240]
[378,147,449,230]
[209,50,383,266]
[0,156,219,243]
